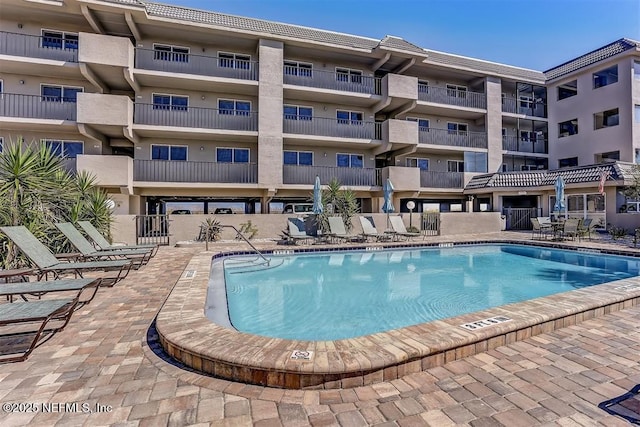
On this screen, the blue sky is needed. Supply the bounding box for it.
[158,0,639,71]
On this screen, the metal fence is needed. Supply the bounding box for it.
[135,48,259,80]
[417,85,486,109]
[418,128,487,149]
[0,93,77,121]
[283,116,379,139]
[134,160,258,183]
[421,213,440,236]
[135,215,169,246]
[419,171,464,188]
[502,207,542,230]
[283,164,381,186]
[0,31,78,61]
[502,136,547,154]
[283,67,381,95]
[133,103,258,131]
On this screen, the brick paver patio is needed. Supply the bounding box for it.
[0,232,639,426]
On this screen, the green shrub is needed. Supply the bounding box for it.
[608,226,627,240]
[237,220,258,240]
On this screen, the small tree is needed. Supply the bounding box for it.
[623,164,640,202]
[316,178,359,232]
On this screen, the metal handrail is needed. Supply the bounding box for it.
[222,225,270,264]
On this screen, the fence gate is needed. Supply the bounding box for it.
[135,215,170,246]
[502,208,540,230]
[421,213,440,236]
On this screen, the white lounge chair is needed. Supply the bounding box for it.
[359,216,391,242]
[389,216,421,241]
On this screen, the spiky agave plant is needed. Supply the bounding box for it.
[315,177,360,233]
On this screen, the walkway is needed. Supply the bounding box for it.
[0,233,638,426]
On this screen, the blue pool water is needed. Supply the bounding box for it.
[220,245,640,341]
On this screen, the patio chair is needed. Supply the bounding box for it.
[0,226,132,286]
[0,297,78,363]
[389,216,421,241]
[327,217,360,243]
[359,216,391,242]
[577,218,593,241]
[531,218,552,240]
[77,221,158,257]
[286,218,315,245]
[55,223,151,269]
[0,278,101,306]
[561,218,580,241]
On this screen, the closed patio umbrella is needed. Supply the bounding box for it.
[382,178,395,229]
[312,175,323,215]
[554,175,566,219]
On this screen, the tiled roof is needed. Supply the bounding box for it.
[465,162,634,190]
[99,0,144,5]
[544,38,640,81]
[378,36,427,56]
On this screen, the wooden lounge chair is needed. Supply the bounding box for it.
[0,298,78,363]
[389,216,421,241]
[286,218,315,245]
[55,222,151,269]
[1,226,132,286]
[327,217,360,243]
[77,220,158,257]
[0,278,101,306]
[359,216,391,242]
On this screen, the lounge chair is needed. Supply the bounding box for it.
[77,221,158,257]
[577,218,593,240]
[359,216,391,242]
[327,217,360,243]
[286,218,314,245]
[531,218,552,240]
[1,226,132,286]
[0,298,78,363]
[561,218,580,241]
[389,216,421,241]
[0,278,101,305]
[55,222,151,268]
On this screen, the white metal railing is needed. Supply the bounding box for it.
[418,127,487,149]
[0,31,78,61]
[133,103,258,131]
[417,84,486,109]
[283,66,381,95]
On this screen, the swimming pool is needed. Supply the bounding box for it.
[218,244,640,340]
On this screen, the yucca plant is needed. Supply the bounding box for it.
[315,177,360,232]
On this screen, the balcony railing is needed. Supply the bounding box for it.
[60,158,77,174]
[502,136,547,154]
[135,48,259,80]
[283,67,381,95]
[420,170,464,188]
[501,97,546,117]
[283,116,380,139]
[0,31,78,62]
[0,93,77,121]
[283,164,381,186]
[134,103,258,131]
[417,85,486,109]
[134,159,258,183]
[418,128,487,149]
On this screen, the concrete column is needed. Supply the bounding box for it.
[485,76,503,173]
[257,39,284,189]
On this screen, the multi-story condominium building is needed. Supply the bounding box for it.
[0,0,637,230]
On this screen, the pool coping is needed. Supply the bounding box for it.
[156,239,640,389]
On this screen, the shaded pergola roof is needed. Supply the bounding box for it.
[465,162,637,191]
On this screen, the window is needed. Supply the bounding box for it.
[153,94,188,111]
[446,84,467,98]
[336,68,363,84]
[337,110,363,125]
[418,80,429,94]
[558,119,578,137]
[0,137,3,153]
[594,108,619,129]
[447,160,464,172]
[284,105,313,120]
[216,147,249,163]
[447,122,468,135]
[218,99,251,116]
[558,80,577,100]
[558,157,578,168]
[636,149,640,164]
[41,85,83,102]
[595,151,620,163]
[406,157,429,170]
[336,153,363,168]
[153,44,189,62]
[407,117,429,130]
[593,65,618,89]
[463,152,487,173]
[219,52,251,69]
[635,61,640,79]
[43,140,83,158]
[636,105,640,123]
[151,144,187,161]
[284,60,312,77]
[41,30,78,50]
[283,151,313,166]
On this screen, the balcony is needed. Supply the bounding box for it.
[133,104,258,131]
[418,128,487,149]
[135,48,258,80]
[0,31,78,62]
[420,171,464,188]
[283,67,381,95]
[502,136,547,154]
[283,164,380,186]
[134,159,258,183]
[0,93,77,121]
[283,117,381,140]
[418,85,486,109]
[501,97,546,118]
